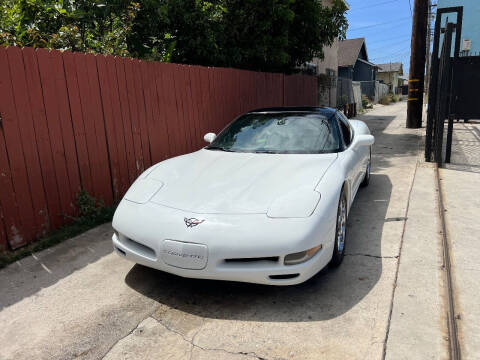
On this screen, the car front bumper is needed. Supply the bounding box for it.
[112,199,336,286]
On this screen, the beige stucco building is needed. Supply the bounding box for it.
[311,39,340,107]
[376,62,404,94]
[305,0,349,107]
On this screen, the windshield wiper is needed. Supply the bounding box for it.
[254,150,278,154]
[206,146,236,152]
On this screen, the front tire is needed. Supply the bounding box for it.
[330,189,347,267]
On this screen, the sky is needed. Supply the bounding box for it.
[345,0,414,74]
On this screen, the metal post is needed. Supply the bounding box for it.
[407,0,429,128]
[445,114,454,163]
[425,7,443,161]
[434,23,454,166]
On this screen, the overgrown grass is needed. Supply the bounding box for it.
[361,95,373,109]
[379,95,391,105]
[0,190,115,269]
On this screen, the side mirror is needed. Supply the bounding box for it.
[204,133,216,143]
[352,134,374,149]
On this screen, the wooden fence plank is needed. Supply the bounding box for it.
[22,48,63,230]
[180,65,196,152]
[0,204,7,251]
[6,47,49,238]
[84,54,113,204]
[0,47,36,246]
[197,67,213,136]
[226,68,237,121]
[233,69,242,117]
[213,68,225,131]
[206,68,219,132]
[37,49,77,221]
[150,62,173,160]
[104,56,130,196]
[114,57,137,185]
[156,63,182,157]
[171,65,191,154]
[51,51,81,207]
[193,67,209,143]
[124,58,145,177]
[72,52,105,200]
[97,55,123,201]
[188,66,203,150]
[141,61,169,164]
[174,65,190,152]
[0,108,24,249]
[132,59,152,168]
[63,51,94,196]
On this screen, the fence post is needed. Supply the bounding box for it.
[434,22,454,166]
[445,114,454,163]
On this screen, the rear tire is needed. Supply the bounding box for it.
[329,189,347,267]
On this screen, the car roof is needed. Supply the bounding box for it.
[247,106,338,115]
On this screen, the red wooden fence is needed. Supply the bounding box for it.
[0,46,318,250]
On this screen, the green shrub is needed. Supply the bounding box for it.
[379,95,391,105]
[361,95,369,109]
[74,190,115,226]
[391,94,400,103]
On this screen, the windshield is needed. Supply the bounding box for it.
[206,112,341,154]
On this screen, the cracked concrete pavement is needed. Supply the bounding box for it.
[0,102,449,359]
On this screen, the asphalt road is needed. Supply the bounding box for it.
[0,102,446,360]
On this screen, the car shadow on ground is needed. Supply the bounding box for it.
[125,173,392,322]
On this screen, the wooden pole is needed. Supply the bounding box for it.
[424,0,433,99]
[407,0,429,128]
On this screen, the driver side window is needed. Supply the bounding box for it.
[336,113,353,148]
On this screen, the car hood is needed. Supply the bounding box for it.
[143,149,337,214]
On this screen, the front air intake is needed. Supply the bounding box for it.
[119,235,156,260]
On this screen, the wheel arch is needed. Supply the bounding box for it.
[342,180,351,215]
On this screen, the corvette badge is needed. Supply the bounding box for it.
[184,217,205,228]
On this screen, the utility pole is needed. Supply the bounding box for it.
[424,0,435,100]
[407,0,429,128]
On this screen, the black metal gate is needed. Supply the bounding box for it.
[426,6,463,164]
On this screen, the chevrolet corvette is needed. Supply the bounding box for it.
[112,107,374,285]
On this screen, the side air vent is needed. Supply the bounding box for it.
[116,247,126,256]
[224,257,279,263]
[269,274,300,280]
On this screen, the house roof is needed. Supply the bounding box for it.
[338,38,368,67]
[377,62,403,74]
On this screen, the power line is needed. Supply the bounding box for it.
[373,48,411,58]
[348,0,400,12]
[369,40,411,53]
[370,48,411,61]
[349,17,411,31]
[362,31,413,42]
[367,35,412,48]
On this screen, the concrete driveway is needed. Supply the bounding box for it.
[0,102,445,360]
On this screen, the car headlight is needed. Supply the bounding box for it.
[284,244,323,265]
[123,178,164,204]
[267,187,321,218]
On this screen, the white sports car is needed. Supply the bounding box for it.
[112,107,374,285]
